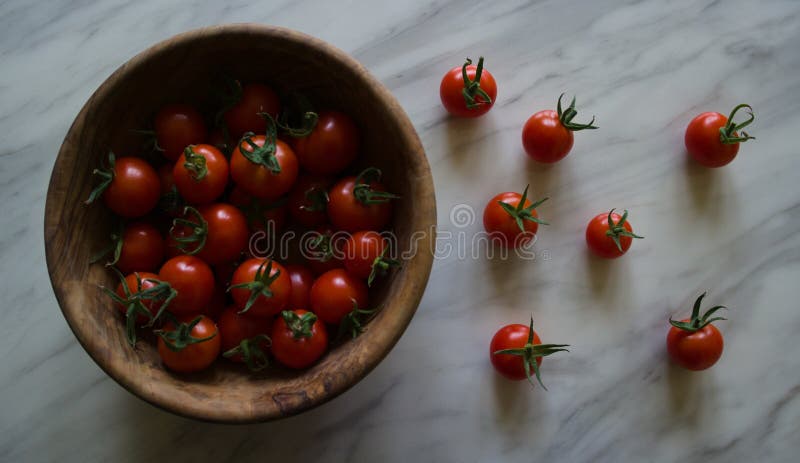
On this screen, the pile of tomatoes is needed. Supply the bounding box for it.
[440,57,754,387]
[88,81,400,373]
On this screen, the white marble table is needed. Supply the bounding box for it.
[2,0,799,461]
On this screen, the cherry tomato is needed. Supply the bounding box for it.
[156,163,182,217]
[224,83,281,140]
[154,104,208,161]
[230,135,298,200]
[482,185,548,248]
[218,306,272,369]
[310,269,369,325]
[328,168,397,232]
[109,270,174,346]
[439,56,497,118]
[301,226,346,275]
[286,265,314,310]
[157,315,220,373]
[87,152,160,218]
[287,175,331,228]
[293,110,359,175]
[343,231,397,285]
[685,104,755,168]
[114,222,165,274]
[271,310,328,369]
[173,144,229,205]
[229,258,291,317]
[158,255,215,315]
[489,318,569,388]
[667,293,726,371]
[228,185,287,233]
[585,209,643,259]
[522,94,597,163]
[168,204,249,266]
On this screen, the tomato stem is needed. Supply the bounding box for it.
[368,247,400,287]
[85,152,116,205]
[169,206,208,255]
[281,310,318,339]
[605,209,644,252]
[669,292,727,332]
[497,184,549,233]
[277,92,318,138]
[720,103,756,144]
[336,300,378,340]
[353,168,400,205]
[460,56,493,110]
[556,93,598,131]
[154,316,216,352]
[223,334,272,371]
[237,114,282,173]
[182,146,209,180]
[492,317,569,389]
[228,259,281,314]
[300,187,329,213]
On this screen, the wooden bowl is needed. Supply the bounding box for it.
[44,24,435,423]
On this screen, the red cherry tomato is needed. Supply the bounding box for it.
[439,56,497,118]
[157,315,220,373]
[173,144,229,205]
[158,255,215,315]
[224,83,281,140]
[482,185,547,248]
[218,306,272,368]
[114,271,166,324]
[271,310,328,369]
[287,175,332,228]
[301,226,346,275]
[87,153,160,218]
[310,268,369,325]
[230,135,298,200]
[286,265,314,309]
[293,110,359,175]
[489,318,568,387]
[585,209,643,259]
[522,94,597,163]
[328,168,396,232]
[110,271,174,346]
[154,104,208,161]
[168,204,249,266]
[114,222,165,274]
[343,231,397,285]
[685,104,755,168]
[667,293,726,371]
[229,258,291,317]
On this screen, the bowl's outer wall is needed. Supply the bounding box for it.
[44,24,435,423]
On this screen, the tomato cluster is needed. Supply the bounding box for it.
[88,80,400,373]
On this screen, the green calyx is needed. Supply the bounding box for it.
[669,292,727,332]
[158,184,184,217]
[223,334,272,372]
[228,259,281,314]
[605,208,644,252]
[170,206,208,255]
[277,92,318,138]
[556,93,598,131]
[336,300,377,340]
[182,146,208,181]
[498,184,549,233]
[102,267,177,346]
[461,56,493,109]
[492,317,570,390]
[89,221,124,266]
[281,310,318,339]
[309,231,335,263]
[85,152,117,205]
[154,316,216,352]
[353,168,400,205]
[300,186,329,213]
[238,114,281,173]
[720,103,756,144]
[368,247,400,287]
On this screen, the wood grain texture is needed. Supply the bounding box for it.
[43,24,436,423]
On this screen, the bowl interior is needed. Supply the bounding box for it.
[44,25,435,423]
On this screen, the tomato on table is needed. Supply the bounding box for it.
[585,209,643,259]
[86,152,160,218]
[271,310,328,369]
[109,221,165,274]
[310,268,369,325]
[667,292,726,371]
[223,83,281,140]
[490,318,569,388]
[158,255,215,315]
[286,265,314,310]
[483,185,548,248]
[218,306,272,371]
[293,110,359,175]
[287,175,332,228]
[230,132,298,200]
[173,144,229,205]
[343,230,399,286]
[106,270,176,346]
[168,204,249,266]
[685,104,755,167]
[156,315,220,373]
[154,104,208,161]
[328,168,398,232]
[522,94,597,163]
[229,258,291,317]
[439,56,497,118]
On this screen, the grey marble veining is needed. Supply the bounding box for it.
[1,0,799,462]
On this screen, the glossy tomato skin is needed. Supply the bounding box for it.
[287,175,332,228]
[522,110,574,163]
[154,104,208,161]
[439,64,497,118]
[490,324,543,381]
[483,192,540,248]
[271,310,328,369]
[115,272,164,323]
[286,265,314,309]
[217,306,272,363]
[585,212,633,259]
[224,83,281,140]
[310,269,369,324]
[229,258,291,317]
[685,112,739,168]
[173,144,229,205]
[158,255,215,315]
[667,320,724,371]
[328,177,393,232]
[293,110,359,175]
[194,203,249,266]
[157,315,220,373]
[343,231,385,279]
[102,157,161,218]
[230,136,298,200]
[116,222,165,274]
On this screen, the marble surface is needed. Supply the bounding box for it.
[2,0,799,461]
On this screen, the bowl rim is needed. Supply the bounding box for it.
[44,23,436,423]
